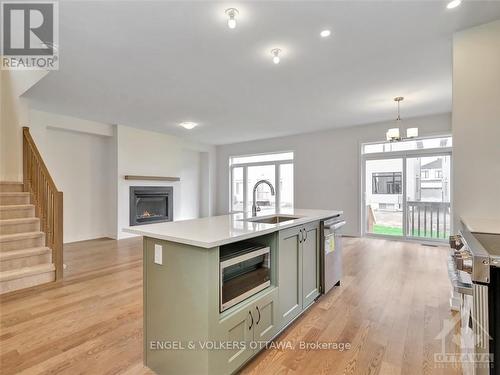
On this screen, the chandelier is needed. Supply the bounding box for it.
[386,97,418,142]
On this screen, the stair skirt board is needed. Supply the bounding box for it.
[0,264,55,294]
[0,247,52,271]
[0,205,35,219]
[0,218,40,235]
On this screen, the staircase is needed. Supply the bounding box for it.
[0,183,55,293]
[0,127,63,294]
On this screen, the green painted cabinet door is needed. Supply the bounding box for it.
[252,288,279,344]
[212,306,255,374]
[302,221,320,308]
[278,226,303,329]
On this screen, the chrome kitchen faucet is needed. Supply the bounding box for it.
[252,180,275,216]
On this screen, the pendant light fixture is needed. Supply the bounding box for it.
[386,96,418,142]
[271,48,281,64]
[225,8,239,29]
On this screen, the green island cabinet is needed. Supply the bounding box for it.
[143,221,320,375]
[278,220,321,329]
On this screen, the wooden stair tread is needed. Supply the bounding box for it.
[0,263,55,281]
[0,183,24,193]
[0,193,31,206]
[0,204,34,210]
[0,218,39,225]
[0,247,51,260]
[0,231,44,242]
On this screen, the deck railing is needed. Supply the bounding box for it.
[407,201,450,240]
[23,127,63,280]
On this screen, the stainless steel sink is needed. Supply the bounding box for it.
[245,215,301,224]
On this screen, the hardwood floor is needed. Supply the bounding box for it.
[242,238,461,375]
[0,236,461,374]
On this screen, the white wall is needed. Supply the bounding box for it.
[29,110,116,243]
[216,113,451,236]
[45,128,115,242]
[116,125,216,239]
[452,20,500,227]
[28,110,216,242]
[0,69,47,181]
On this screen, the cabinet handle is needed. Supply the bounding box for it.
[304,228,308,242]
[299,229,303,243]
[256,306,261,325]
[248,311,254,330]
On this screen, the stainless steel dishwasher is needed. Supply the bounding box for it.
[320,215,346,294]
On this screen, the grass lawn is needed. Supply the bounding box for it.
[373,224,448,240]
[373,224,403,236]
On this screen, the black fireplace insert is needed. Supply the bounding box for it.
[130,186,173,226]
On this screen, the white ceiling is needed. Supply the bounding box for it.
[24,1,500,145]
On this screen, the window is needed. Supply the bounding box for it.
[421,170,429,179]
[362,136,452,154]
[230,152,294,165]
[435,170,443,178]
[231,167,244,211]
[372,172,402,194]
[230,152,294,212]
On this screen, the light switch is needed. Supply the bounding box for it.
[154,244,163,265]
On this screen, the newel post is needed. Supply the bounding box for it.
[54,191,64,280]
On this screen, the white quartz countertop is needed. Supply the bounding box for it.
[461,217,500,235]
[123,208,343,248]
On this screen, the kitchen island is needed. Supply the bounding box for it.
[124,208,342,375]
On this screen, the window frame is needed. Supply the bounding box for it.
[229,151,294,213]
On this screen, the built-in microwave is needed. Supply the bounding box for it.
[220,243,271,312]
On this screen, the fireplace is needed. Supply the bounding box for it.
[130,186,173,226]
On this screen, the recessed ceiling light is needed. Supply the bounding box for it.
[179,122,198,130]
[446,0,462,9]
[225,8,239,29]
[271,48,281,64]
[320,29,331,38]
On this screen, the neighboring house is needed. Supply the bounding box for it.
[367,156,450,213]
[419,158,450,202]
[366,159,403,212]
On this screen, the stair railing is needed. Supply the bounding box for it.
[22,127,63,280]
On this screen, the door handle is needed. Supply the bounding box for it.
[255,306,261,325]
[248,311,254,330]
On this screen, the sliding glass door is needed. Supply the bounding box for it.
[405,155,451,240]
[362,137,452,242]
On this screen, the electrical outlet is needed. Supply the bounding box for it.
[154,244,163,265]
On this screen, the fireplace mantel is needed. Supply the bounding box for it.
[124,175,180,182]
